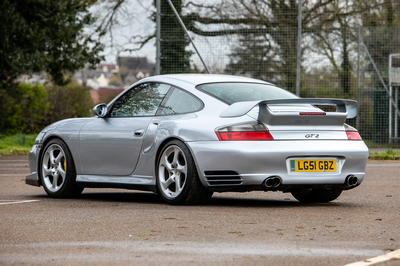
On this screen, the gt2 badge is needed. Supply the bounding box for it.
[305,134,319,138]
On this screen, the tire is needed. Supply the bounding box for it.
[156,140,213,205]
[40,139,83,198]
[291,188,342,203]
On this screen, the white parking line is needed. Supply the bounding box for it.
[0,160,28,162]
[0,200,41,205]
[343,249,400,266]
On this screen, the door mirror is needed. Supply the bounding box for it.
[92,104,108,118]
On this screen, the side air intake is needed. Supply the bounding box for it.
[204,171,243,186]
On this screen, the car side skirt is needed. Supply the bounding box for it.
[75,175,157,192]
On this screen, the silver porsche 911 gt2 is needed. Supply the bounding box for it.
[26,74,368,205]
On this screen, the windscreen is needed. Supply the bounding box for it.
[197,82,297,105]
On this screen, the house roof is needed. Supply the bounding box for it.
[117,56,151,70]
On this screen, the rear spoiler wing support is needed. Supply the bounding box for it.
[220,98,358,119]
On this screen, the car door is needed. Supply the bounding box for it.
[79,82,171,176]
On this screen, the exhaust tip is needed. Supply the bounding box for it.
[346,175,358,187]
[264,176,282,188]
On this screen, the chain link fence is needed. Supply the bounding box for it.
[153,0,400,148]
[358,27,400,145]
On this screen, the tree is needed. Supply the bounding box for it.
[182,0,393,93]
[88,0,193,74]
[227,33,282,82]
[308,13,355,94]
[307,0,400,94]
[154,0,193,74]
[0,0,104,88]
[361,0,400,75]
[0,83,49,134]
[184,0,302,91]
[181,0,341,91]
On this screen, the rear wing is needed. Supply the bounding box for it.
[220,98,357,118]
[220,98,358,126]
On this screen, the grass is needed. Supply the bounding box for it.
[0,134,399,160]
[0,134,36,156]
[369,148,400,160]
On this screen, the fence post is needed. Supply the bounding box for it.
[155,0,161,75]
[356,27,361,130]
[296,0,302,96]
[389,54,392,143]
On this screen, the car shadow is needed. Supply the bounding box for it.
[28,191,353,208]
[208,196,351,208]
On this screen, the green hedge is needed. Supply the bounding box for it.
[0,82,93,135]
[0,134,36,155]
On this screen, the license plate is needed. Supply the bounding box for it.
[290,159,337,172]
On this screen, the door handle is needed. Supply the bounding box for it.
[134,129,145,137]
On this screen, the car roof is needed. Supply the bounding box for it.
[137,74,274,87]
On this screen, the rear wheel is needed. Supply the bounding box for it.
[156,140,213,205]
[291,188,342,203]
[40,139,83,198]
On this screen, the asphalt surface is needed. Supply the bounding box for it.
[0,155,399,266]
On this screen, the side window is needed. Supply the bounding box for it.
[110,83,170,117]
[160,88,203,115]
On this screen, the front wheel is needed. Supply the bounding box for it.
[291,188,342,203]
[156,140,213,205]
[40,139,83,198]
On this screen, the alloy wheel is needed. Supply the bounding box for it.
[158,145,187,199]
[41,144,67,193]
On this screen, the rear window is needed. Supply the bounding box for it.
[197,82,297,105]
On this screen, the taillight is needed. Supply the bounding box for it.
[216,131,273,141]
[346,131,362,140]
[344,124,362,140]
[216,123,274,141]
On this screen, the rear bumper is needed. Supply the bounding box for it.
[187,140,368,190]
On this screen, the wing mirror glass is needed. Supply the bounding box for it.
[93,103,108,118]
